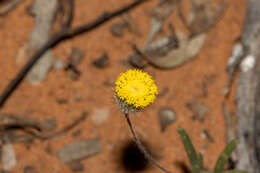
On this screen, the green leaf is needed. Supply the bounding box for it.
[224,170,249,173]
[178,127,200,173]
[213,139,238,173]
[197,152,203,169]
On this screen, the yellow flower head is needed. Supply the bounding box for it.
[115,69,158,113]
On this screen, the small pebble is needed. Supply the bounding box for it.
[201,129,214,143]
[69,161,84,172]
[74,93,81,102]
[157,87,169,98]
[45,144,54,155]
[1,142,17,171]
[24,166,36,173]
[128,53,145,69]
[71,129,82,138]
[68,48,85,67]
[186,102,210,122]
[158,107,176,132]
[56,98,68,104]
[103,80,115,87]
[91,108,110,126]
[92,53,109,68]
[57,139,101,163]
[43,118,57,131]
[110,22,127,37]
[65,47,84,81]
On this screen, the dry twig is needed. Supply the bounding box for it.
[0,0,148,108]
[0,112,88,141]
[0,0,24,16]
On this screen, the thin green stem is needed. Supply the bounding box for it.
[124,113,172,173]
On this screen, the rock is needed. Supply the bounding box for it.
[71,129,82,138]
[24,166,36,173]
[43,118,57,131]
[65,47,84,80]
[74,93,81,102]
[103,80,115,87]
[201,129,214,143]
[157,87,169,98]
[91,108,109,126]
[67,48,84,67]
[128,53,145,69]
[110,22,127,37]
[56,98,68,104]
[158,107,176,132]
[1,142,17,171]
[186,102,210,122]
[45,144,54,155]
[69,160,84,172]
[110,14,140,37]
[57,139,101,163]
[92,53,109,68]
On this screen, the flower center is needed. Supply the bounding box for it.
[127,80,145,96]
[132,87,138,93]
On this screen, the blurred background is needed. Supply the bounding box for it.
[0,0,253,173]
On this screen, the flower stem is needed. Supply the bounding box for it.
[124,113,172,173]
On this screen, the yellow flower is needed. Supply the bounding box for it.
[115,69,158,113]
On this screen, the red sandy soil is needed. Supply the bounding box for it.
[0,0,246,173]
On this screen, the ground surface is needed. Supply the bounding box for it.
[0,0,246,173]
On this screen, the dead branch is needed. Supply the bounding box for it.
[27,112,88,140]
[0,0,24,16]
[0,112,88,141]
[234,0,260,172]
[0,0,148,108]
[0,113,42,131]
